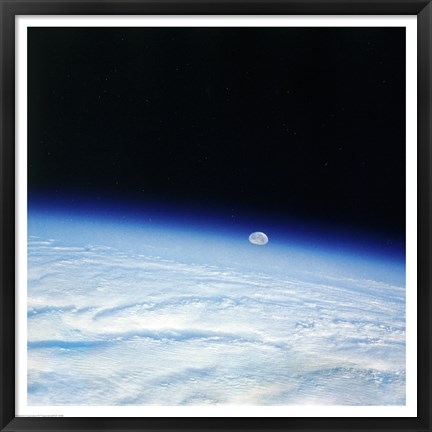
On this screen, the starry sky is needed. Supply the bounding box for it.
[28,27,406,238]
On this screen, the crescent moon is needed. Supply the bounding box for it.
[249,232,268,245]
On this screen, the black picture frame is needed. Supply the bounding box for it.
[1,1,431,431]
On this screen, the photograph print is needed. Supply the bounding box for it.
[26,24,408,408]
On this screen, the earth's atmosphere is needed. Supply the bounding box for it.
[27,203,406,406]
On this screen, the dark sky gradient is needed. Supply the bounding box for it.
[28,27,406,238]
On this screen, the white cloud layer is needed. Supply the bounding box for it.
[27,227,405,406]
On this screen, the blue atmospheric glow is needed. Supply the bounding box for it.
[28,194,405,285]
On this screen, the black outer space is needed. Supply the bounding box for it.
[28,27,406,239]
